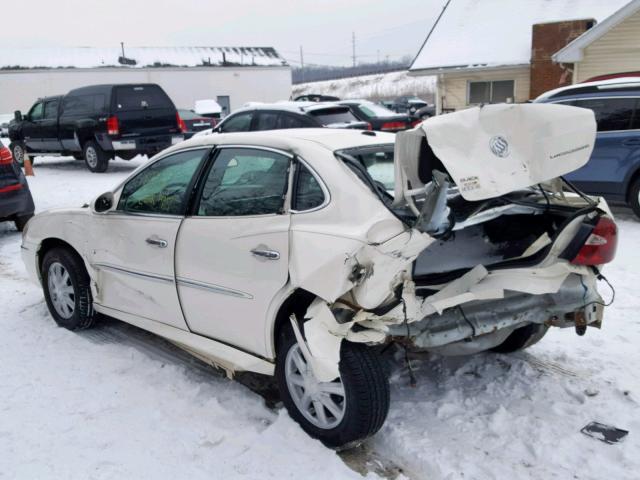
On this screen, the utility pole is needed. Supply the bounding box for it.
[299,45,305,83]
[352,32,356,68]
[377,49,380,64]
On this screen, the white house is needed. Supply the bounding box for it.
[409,0,631,113]
[0,46,291,115]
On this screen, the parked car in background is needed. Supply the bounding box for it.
[338,100,418,132]
[414,104,436,120]
[9,83,184,172]
[389,96,430,115]
[0,145,34,231]
[21,104,616,448]
[535,77,640,217]
[196,102,370,135]
[0,113,13,137]
[178,109,217,139]
[294,94,340,102]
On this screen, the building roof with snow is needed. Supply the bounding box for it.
[0,46,287,70]
[410,0,632,74]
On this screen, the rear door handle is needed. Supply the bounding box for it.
[251,248,280,260]
[146,236,168,248]
[622,138,640,147]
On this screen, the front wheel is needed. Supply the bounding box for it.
[83,141,109,173]
[41,247,97,330]
[276,324,389,448]
[10,142,26,167]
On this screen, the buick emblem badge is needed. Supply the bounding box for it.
[489,136,510,158]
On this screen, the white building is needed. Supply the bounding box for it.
[0,46,291,115]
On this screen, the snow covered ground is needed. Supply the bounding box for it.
[1,155,639,479]
[292,71,436,103]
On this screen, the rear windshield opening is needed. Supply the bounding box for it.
[115,85,173,111]
[309,108,359,125]
[336,144,395,191]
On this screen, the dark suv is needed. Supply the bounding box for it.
[535,78,640,217]
[209,103,370,134]
[9,84,184,172]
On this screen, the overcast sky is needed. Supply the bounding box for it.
[3,0,445,66]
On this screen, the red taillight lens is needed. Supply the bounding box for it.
[177,112,187,133]
[571,216,618,266]
[381,121,407,131]
[106,116,119,136]
[411,119,423,128]
[0,146,13,165]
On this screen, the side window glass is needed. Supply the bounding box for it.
[573,98,634,132]
[220,112,253,132]
[44,100,59,120]
[255,112,279,131]
[630,98,640,130]
[29,102,44,121]
[293,162,325,211]
[279,114,309,129]
[118,149,207,215]
[197,148,290,216]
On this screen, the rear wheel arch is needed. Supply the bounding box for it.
[271,288,316,356]
[626,168,640,217]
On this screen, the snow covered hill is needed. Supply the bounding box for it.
[1,155,638,479]
[292,70,436,102]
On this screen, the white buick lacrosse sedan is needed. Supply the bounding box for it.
[22,105,617,447]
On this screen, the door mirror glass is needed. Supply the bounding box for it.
[14,110,22,122]
[91,192,115,214]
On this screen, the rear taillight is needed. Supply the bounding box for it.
[106,116,119,136]
[0,146,13,165]
[381,121,407,131]
[177,112,187,133]
[411,119,423,128]
[571,216,618,266]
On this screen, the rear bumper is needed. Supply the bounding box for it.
[108,134,183,154]
[388,273,603,350]
[0,187,35,220]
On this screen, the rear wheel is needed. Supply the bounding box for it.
[628,176,640,219]
[83,141,109,173]
[491,323,548,353]
[14,213,33,232]
[275,323,389,448]
[41,247,97,330]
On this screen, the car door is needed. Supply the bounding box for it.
[22,101,44,151]
[175,146,292,356]
[560,97,638,197]
[40,99,62,151]
[88,147,210,329]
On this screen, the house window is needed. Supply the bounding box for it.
[468,80,515,105]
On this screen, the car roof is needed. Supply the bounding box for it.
[162,128,396,156]
[535,76,640,102]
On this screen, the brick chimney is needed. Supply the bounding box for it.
[530,19,594,99]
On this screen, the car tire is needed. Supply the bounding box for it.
[628,176,640,219]
[41,247,97,330]
[275,322,389,448]
[490,323,548,353]
[83,141,109,173]
[14,213,33,232]
[10,142,26,167]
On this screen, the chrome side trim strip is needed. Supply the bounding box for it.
[176,277,253,299]
[93,263,175,284]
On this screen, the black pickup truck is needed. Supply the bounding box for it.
[9,84,185,172]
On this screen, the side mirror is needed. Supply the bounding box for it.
[14,110,22,122]
[91,192,115,214]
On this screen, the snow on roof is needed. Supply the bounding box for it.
[554,0,640,63]
[0,47,287,70]
[410,0,631,73]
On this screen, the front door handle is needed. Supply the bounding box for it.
[251,248,280,260]
[146,236,168,248]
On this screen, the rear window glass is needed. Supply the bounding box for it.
[178,109,202,120]
[309,108,359,125]
[357,103,396,118]
[115,85,173,111]
[337,144,395,191]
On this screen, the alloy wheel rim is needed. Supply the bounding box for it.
[47,262,75,319]
[85,147,98,168]
[285,343,346,429]
[13,145,24,164]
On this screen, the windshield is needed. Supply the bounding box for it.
[309,107,359,125]
[357,103,397,118]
